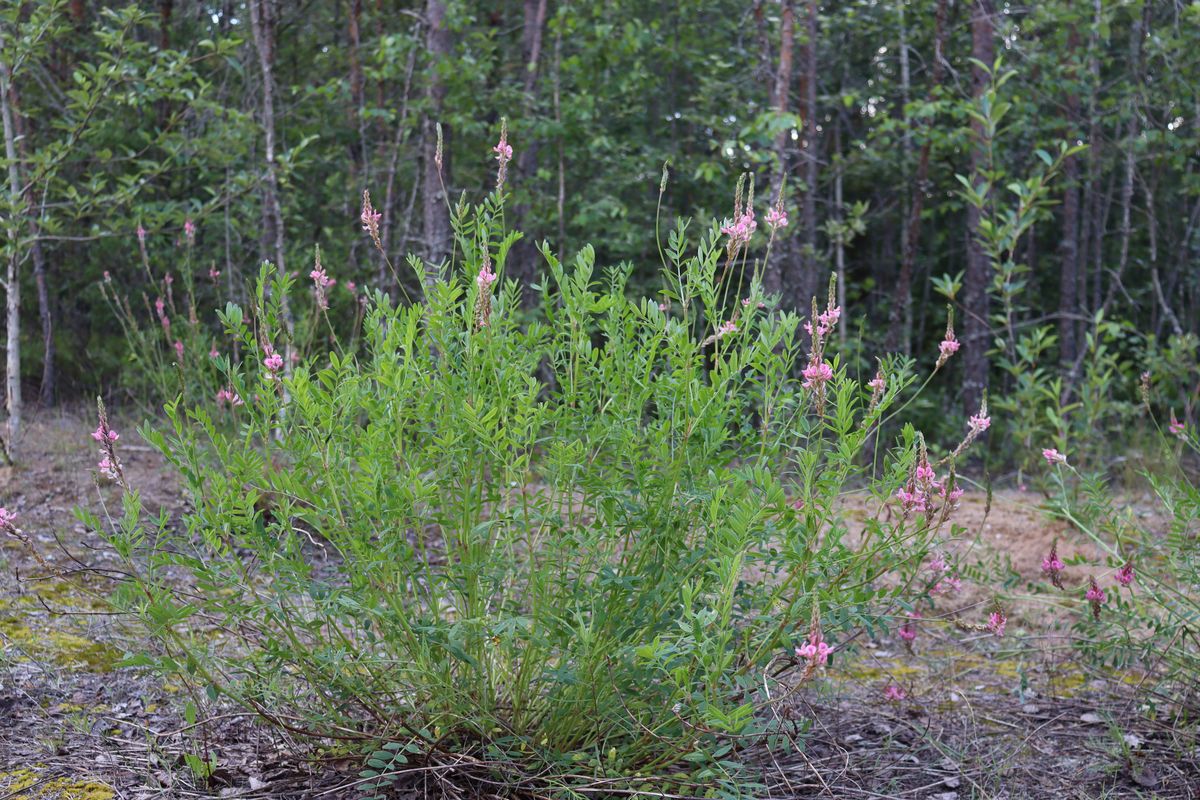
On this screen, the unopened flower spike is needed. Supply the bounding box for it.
[1041,539,1065,589]
[936,305,959,368]
[360,189,384,252]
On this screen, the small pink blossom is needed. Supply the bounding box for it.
[898,613,917,642]
[932,576,963,596]
[867,374,886,393]
[969,413,991,433]
[796,632,833,666]
[493,119,513,192]
[742,297,752,307]
[97,455,120,481]
[476,264,498,291]
[216,388,244,408]
[209,268,221,281]
[345,281,357,293]
[883,684,906,701]
[927,553,948,575]
[791,498,805,511]
[90,425,119,443]
[804,306,842,339]
[103,271,112,282]
[184,218,196,246]
[209,347,220,359]
[939,336,960,359]
[765,206,789,231]
[896,487,925,513]
[1169,416,1186,439]
[802,361,834,389]
[263,344,284,373]
[1116,561,1135,587]
[1085,581,1105,604]
[0,507,16,528]
[915,463,936,485]
[310,268,334,288]
[136,225,146,244]
[173,340,184,361]
[716,320,738,338]
[720,212,757,248]
[987,611,1007,637]
[1042,448,1067,466]
[658,302,668,312]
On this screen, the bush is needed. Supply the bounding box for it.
[1040,403,1200,709]
[86,179,989,794]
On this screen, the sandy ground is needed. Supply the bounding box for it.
[1,409,1196,799]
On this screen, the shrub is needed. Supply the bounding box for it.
[85,170,990,794]
[1040,404,1200,710]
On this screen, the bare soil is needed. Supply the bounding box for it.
[1,410,1197,799]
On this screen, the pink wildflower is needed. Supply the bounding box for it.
[1169,416,1186,439]
[209,347,219,359]
[136,225,146,244]
[804,306,842,339]
[90,426,118,443]
[969,412,991,433]
[898,613,917,642]
[796,631,833,666]
[1042,448,1067,466]
[936,308,960,369]
[987,611,1007,637]
[791,498,805,511]
[658,302,668,312]
[939,336,959,358]
[93,399,125,486]
[932,576,963,596]
[1086,576,1106,618]
[742,297,752,307]
[263,344,284,373]
[802,361,834,389]
[927,553,949,575]
[1041,539,1066,590]
[209,268,221,281]
[310,268,334,288]
[868,374,886,393]
[0,507,16,528]
[103,271,111,282]
[476,264,498,291]
[493,118,513,193]
[216,388,243,408]
[883,684,907,701]
[345,281,357,293]
[1116,561,1134,587]
[896,487,925,514]
[717,320,738,338]
[173,340,184,361]
[184,218,196,246]
[720,212,757,249]
[765,205,789,231]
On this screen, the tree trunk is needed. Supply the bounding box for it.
[509,0,550,305]
[1,57,23,459]
[763,0,794,300]
[887,0,948,354]
[793,0,819,310]
[961,0,995,416]
[348,0,368,171]
[1058,29,1081,367]
[248,0,295,350]
[422,0,452,276]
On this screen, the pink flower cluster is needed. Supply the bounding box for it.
[311,266,335,310]
[1042,540,1066,589]
[804,305,841,339]
[1169,416,1187,439]
[360,190,384,252]
[493,119,513,193]
[1042,448,1067,466]
[935,309,960,369]
[0,507,16,529]
[720,212,758,249]
[897,453,961,518]
[765,205,788,231]
[184,218,196,247]
[1086,576,1106,620]
[716,320,738,339]
[802,361,833,389]
[263,343,284,373]
[1116,561,1135,587]
[883,684,907,702]
[216,388,244,408]
[155,297,170,333]
[796,630,833,666]
[92,404,124,485]
[987,610,1007,637]
[898,612,918,643]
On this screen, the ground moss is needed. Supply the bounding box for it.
[0,616,121,672]
[0,769,115,800]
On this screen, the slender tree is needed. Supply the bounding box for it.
[961,0,995,414]
[422,0,451,276]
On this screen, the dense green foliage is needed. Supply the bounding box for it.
[2,1,1199,449]
[87,189,988,792]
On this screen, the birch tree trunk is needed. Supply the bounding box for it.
[1,57,23,460]
[422,0,452,278]
[248,0,295,355]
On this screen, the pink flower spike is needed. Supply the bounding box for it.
[969,413,991,433]
[136,225,146,243]
[883,684,906,702]
[173,340,184,361]
[0,507,16,527]
[1169,416,1186,439]
[765,206,789,231]
[209,347,220,359]
[1116,561,1134,587]
[184,218,196,246]
[1042,448,1067,466]
[927,553,948,575]
[476,264,498,291]
[209,268,221,281]
[898,613,917,642]
[717,320,738,338]
[987,611,1007,637]
[802,361,834,389]
[939,336,960,358]
[796,632,834,666]
[868,374,886,393]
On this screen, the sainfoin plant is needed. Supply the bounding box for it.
[86,141,991,794]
